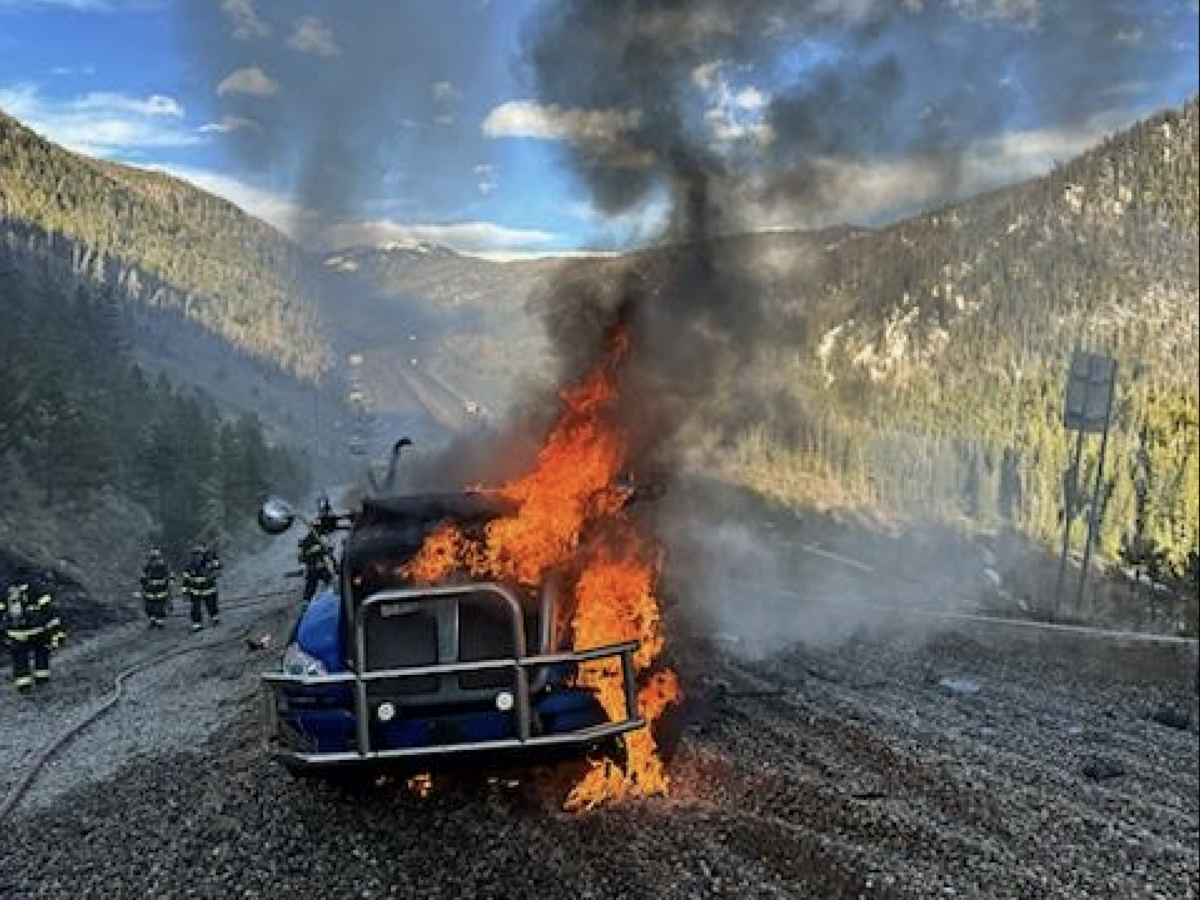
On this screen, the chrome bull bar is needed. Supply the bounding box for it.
[262,582,644,766]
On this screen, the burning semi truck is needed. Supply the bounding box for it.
[257,492,644,776]
[259,324,680,809]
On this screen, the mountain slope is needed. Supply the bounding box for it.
[0,110,327,382]
[804,101,1198,390]
[722,99,1198,580]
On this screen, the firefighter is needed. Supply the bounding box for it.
[199,541,222,580]
[182,545,219,631]
[4,569,65,692]
[298,527,335,602]
[313,495,339,536]
[139,547,172,628]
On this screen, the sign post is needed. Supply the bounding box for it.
[1054,351,1117,619]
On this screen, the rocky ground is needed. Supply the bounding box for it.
[1,566,1196,899]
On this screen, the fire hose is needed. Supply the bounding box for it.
[0,585,297,822]
[161,586,298,619]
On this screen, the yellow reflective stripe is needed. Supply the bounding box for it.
[14,676,33,688]
[35,594,52,606]
[6,629,39,640]
[33,669,50,679]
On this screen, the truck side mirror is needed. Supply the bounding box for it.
[258,497,296,535]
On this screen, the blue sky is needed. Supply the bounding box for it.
[1,0,1196,256]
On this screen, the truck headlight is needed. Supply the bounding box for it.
[282,642,327,677]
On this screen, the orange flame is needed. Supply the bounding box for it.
[401,322,681,809]
[402,521,470,584]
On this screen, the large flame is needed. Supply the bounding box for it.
[402,321,680,809]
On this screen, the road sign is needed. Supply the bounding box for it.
[1063,352,1116,433]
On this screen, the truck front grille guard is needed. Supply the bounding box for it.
[262,583,644,765]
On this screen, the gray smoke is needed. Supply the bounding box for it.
[662,479,1023,657]
[179,0,500,243]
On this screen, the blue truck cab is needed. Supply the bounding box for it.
[258,493,643,777]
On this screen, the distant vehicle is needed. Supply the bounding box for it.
[256,493,642,780]
[464,400,480,415]
[348,353,364,367]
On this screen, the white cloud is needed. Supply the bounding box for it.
[567,190,671,249]
[949,0,1041,29]
[482,99,645,155]
[74,90,182,117]
[466,248,621,262]
[473,162,498,196]
[963,110,1130,184]
[733,86,767,111]
[737,109,1134,230]
[0,0,161,11]
[287,15,339,56]
[0,82,200,156]
[694,63,775,150]
[221,0,269,40]
[216,66,279,98]
[432,81,462,104]
[50,64,96,76]
[148,164,305,228]
[150,164,560,255]
[318,219,558,254]
[198,114,256,134]
[1113,25,1145,45]
[691,61,722,91]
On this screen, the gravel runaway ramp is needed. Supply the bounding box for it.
[0,625,1196,899]
[690,634,1199,898]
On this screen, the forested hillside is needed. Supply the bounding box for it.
[0,265,307,568]
[723,99,1199,592]
[0,111,327,381]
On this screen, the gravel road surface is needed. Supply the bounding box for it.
[1,581,1196,899]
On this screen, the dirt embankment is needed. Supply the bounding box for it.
[0,480,155,633]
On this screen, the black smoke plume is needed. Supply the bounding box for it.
[520,0,1176,645]
[521,0,1164,467]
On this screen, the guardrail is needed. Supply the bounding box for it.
[263,583,644,765]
